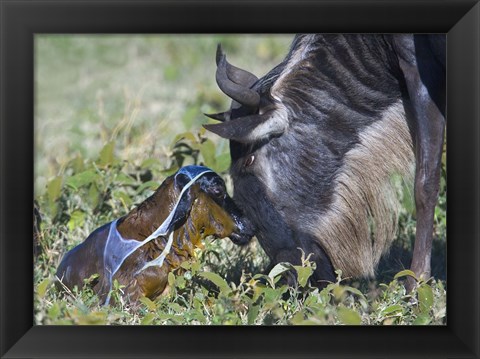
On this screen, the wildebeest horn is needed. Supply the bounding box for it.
[216,50,260,108]
[203,109,286,143]
[216,44,258,88]
[204,111,228,122]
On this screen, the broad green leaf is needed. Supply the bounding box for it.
[413,313,431,325]
[417,283,434,313]
[293,265,313,287]
[394,269,418,281]
[136,180,160,194]
[48,303,61,319]
[46,176,62,203]
[173,131,197,146]
[65,170,98,190]
[139,296,157,311]
[214,152,231,173]
[381,304,404,316]
[87,183,101,209]
[198,271,230,293]
[67,210,85,231]
[175,275,186,289]
[69,154,85,173]
[140,157,161,170]
[268,262,293,281]
[77,311,107,325]
[200,139,216,169]
[141,312,156,325]
[402,181,415,213]
[114,172,137,186]
[97,141,115,167]
[169,303,184,313]
[112,189,133,208]
[337,307,362,325]
[167,272,175,287]
[37,278,51,298]
[247,305,260,325]
[180,261,191,270]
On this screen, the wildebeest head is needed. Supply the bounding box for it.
[204,36,418,287]
[56,165,255,304]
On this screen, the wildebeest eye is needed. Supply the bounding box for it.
[244,154,255,167]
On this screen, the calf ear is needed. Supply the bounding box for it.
[203,109,288,143]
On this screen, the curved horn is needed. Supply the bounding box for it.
[204,112,228,122]
[216,54,260,108]
[216,44,258,87]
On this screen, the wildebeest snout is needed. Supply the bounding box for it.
[193,172,255,245]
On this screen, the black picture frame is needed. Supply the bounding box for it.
[1,0,479,358]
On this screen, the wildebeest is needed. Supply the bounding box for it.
[204,34,445,290]
[56,166,254,304]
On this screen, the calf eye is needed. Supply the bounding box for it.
[244,154,255,167]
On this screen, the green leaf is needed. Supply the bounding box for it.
[173,131,198,146]
[67,210,85,231]
[87,183,101,209]
[97,141,115,167]
[268,262,294,282]
[394,269,418,281]
[136,180,160,194]
[413,313,431,325]
[337,307,362,325]
[293,265,313,287]
[198,271,230,293]
[69,154,85,173]
[215,152,231,173]
[417,283,434,313]
[46,176,62,203]
[247,305,260,325]
[200,139,216,169]
[139,296,157,312]
[381,304,404,316]
[37,278,51,298]
[141,312,156,325]
[140,157,161,170]
[112,189,133,208]
[167,272,175,287]
[114,172,137,186]
[65,170,98,190]
[175,275,186,289]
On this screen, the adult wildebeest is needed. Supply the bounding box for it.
[56,166,254,304]
[204,34,445,290]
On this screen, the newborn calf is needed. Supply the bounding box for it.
[56,166,254,304]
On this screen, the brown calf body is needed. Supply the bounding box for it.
[56,167,254,304]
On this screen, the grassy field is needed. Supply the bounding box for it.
[34,35,446,325]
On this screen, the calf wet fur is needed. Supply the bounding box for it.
[56,166,254,304]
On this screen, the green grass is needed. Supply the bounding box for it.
[34,35,446,325]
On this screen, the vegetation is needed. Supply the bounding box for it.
[34,35,446,325]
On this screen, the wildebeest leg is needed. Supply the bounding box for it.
[394,35,445,291]
[271,239,335,289]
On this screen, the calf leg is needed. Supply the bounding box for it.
[394,35,445,291]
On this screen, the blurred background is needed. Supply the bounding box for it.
[35,35,292,196]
